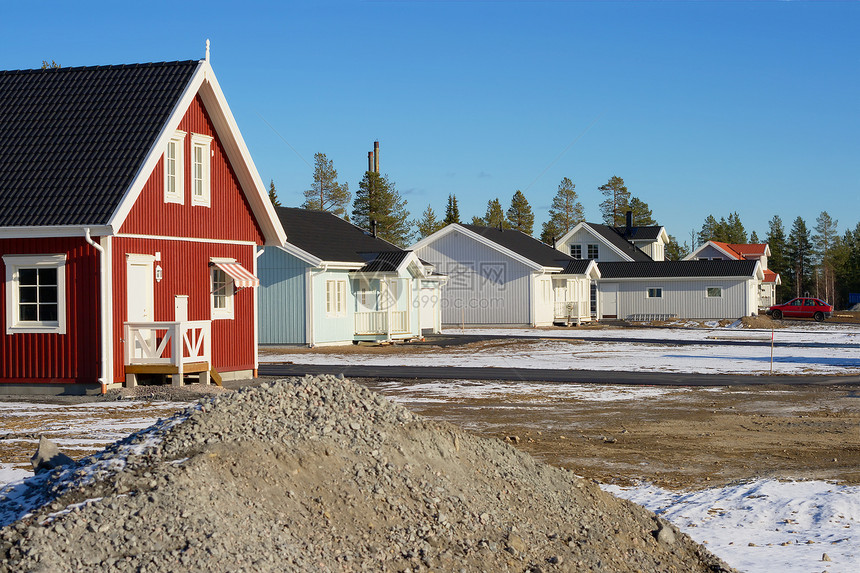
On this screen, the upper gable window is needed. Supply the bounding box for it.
[3,254,67,334]
[164,130,186,204]
[587,244,599,260]
[570,245,582,259]
[191,133,213,207]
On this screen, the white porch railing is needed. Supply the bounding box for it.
[554,300,587,321]
[355,311,409,336]
[124,320,211,376]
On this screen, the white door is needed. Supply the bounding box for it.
[419,285,436,333]
[127,257,155,355]
[602,283,619,318]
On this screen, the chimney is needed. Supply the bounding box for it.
[551,236,556,249]
[625,210,633,235]
[367,151,373,173]
[373,140,380,173]
[371,219,377,238]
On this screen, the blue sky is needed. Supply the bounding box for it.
[2,1,857,245]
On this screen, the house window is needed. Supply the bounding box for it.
[191,133,213,207]
[164,130,185,204]
[647,287,663,298]
[570,245,582,259]
[326,280,347,316]
[587,244,599,260]
[706,287,723,298]
[3,254,66,334]
[211,267,234,319]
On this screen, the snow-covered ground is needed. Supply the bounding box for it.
[260,324,860,376]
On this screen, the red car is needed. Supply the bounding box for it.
[768,297,833,321]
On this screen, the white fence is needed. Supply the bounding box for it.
[554,300,589,323]
[124,320,211,370]
[355,311,409,336]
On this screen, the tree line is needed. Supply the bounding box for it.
[268,152,860,308]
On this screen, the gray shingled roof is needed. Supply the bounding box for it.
[597,260,759,279]
[614,225,663,242]
[559,260,595,275]
[0,61,199,227]
[276,207,407,266]
[585,224,654,261]
[461,224,577,269]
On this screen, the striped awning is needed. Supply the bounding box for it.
[213,261,259,289]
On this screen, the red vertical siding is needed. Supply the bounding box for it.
[0,237,100,383]
[111,238,256,384]
[119,95,264,244]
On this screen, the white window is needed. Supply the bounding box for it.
[211,267,234,319]
[163,130,185,204]
[647,287,663,298]
[570,245,582,259]
[706,287,723,298]
[587,244,599,260]
[326,280,347,316]
[3,254,67,334]
[191,133,213,207]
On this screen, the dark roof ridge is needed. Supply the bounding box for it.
[0,60,201,75]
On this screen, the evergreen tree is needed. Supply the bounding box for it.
[697,215,722,245]
[725,212,747,244]
[787,217,813,298]
[836,223,860,306]
[267,179,281,207]
[414,204,443,240]
[540,177,584,244]
[598,176,631,226]
[766,215,790,300]
[443,194,460,225]
[470,215,486,226]
[506,190,534,235]
[749,230,760,243]
[475,198,509,229]
[40,60,60,69]
[812,211,839,302]
[664,235,689,261]
[302,152,350,217]
[352,171,411,246]
[628,197,656,226]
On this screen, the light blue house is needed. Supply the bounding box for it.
[258,208,444,346]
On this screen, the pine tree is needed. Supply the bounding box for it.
[302,152,350,217]
[598,176,631,226]
[787,217,813,298]
[697,215,721,245]
[628,196,656,226]
[506,190,534,235]
[475,198,509,229]
[414,204,443,240]
[443,194,460,225]
[767,215,790,300]
[812,211,839,302]
[40,60,60,69]
[664,235,689,261]
[749,230,760,243]
[351,171,411,246]
[540,177,584,244]
[725,212,747,244]
[267,179,281,207]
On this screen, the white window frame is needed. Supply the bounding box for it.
[190,133,213,207]
[646,287,663,299]
[326,280,347,316]
[210,266,234,320]
[587,244,599,260]
[706,286,723,298]
[570,244,582,259]
[3,254,67,334]
[163,130,186,204]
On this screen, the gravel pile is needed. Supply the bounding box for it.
[0,375,735,572]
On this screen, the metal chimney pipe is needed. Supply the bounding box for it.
[368,151,373,173]
[625,210,633,234]
[371,219,377,237]
[373,140,379,173]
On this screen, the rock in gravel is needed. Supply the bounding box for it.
[0,375,737,572]
[30,436,75,474]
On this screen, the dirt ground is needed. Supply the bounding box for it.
[357,379,860,491]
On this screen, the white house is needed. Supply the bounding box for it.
[685,241,781,308]
[411,224,599,327]
[556,220,668,262]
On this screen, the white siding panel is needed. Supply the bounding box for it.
[609,278,754,319]
[414,230,534,326]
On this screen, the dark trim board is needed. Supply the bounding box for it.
[258,363,860,387]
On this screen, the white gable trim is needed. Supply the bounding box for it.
[411,224,547,272]
[684,241,740,261]
[557,222,636,262]
[107,61,287,247]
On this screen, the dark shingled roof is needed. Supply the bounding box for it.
[357,251,411,273]
[585,224,654,262]
[276,207,405,264]
[559,259,595,275]
[461,224,576,269]
[0,61,200,227]
[614,225,663,242]
[597,260,760,279]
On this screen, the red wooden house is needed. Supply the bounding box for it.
[0,54,286,394]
